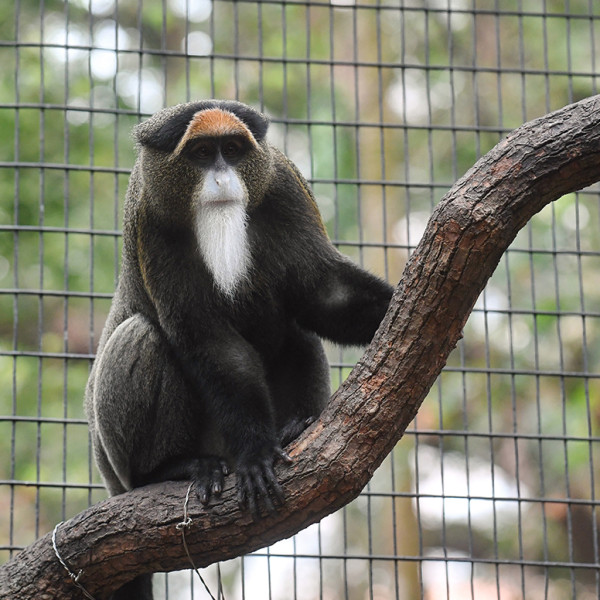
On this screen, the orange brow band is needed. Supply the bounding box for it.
[173,108,260,156]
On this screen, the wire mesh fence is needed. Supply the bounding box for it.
[1,1,599,598]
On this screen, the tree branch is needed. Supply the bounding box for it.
[2,95,600,599]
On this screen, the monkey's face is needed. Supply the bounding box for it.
[170,109,272,296]
[182,135,251,208]
[134,101,275,215]
[173,108,271,211]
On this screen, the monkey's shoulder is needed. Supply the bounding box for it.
[269,149,316,202]
[250,151,327,237]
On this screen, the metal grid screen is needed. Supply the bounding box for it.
[1,1,600,598]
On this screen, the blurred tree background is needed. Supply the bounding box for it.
[1,1,599,598]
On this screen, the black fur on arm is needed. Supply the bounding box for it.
[291,257,393,346]
[262,150,394,347]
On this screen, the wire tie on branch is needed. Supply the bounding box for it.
[52,521,97,600]
[176,482,225,600]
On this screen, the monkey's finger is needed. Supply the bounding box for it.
[236,475,247,506]
[220,460,230,476]
[211,465,224,495]
[195,481,212,505]
[257,453,284,500]
[237,472,253,506]
[239,472,262,517]
[251,465,275,512]
[275,447,293,464]
[260,464,285,506]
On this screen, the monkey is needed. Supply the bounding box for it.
[85,100,394,599]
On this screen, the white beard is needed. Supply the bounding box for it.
[196,201,252,299]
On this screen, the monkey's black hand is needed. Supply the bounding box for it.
[279,416,316,447]
[193,456,229,505]
[236,446,292,517]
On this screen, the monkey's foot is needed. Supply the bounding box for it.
[193,456,229,505]
[236,446,292,517]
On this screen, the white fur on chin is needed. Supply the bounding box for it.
[196,201,252,298]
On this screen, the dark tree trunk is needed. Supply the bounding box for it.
[2,95,600,599]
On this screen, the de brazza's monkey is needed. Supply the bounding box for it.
[85,100,393,594]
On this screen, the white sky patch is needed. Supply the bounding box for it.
[70,0,116,17]
[93,20,132,50]
[116,69,165,113]
[412,445,530,530]
[183,31,213,56]
[91,49,117,80]
[169,0,212,23]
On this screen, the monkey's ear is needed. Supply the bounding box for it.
[133,101,270,154]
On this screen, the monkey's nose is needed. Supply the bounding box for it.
[215,172,229,187]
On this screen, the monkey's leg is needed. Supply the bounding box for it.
[270,321,331,446]
[91,314,227,501]
[93,315,227,599]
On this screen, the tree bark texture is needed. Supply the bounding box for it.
[2,95,600,599]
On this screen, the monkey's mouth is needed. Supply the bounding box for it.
[203,196,240,205]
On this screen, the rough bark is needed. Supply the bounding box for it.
[2,95,600,599]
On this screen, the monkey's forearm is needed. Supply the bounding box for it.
[294,262,394,346]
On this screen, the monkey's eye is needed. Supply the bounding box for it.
[221,139,245,159]
[189,141,215,160]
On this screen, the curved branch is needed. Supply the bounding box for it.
[2,95,600,599]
